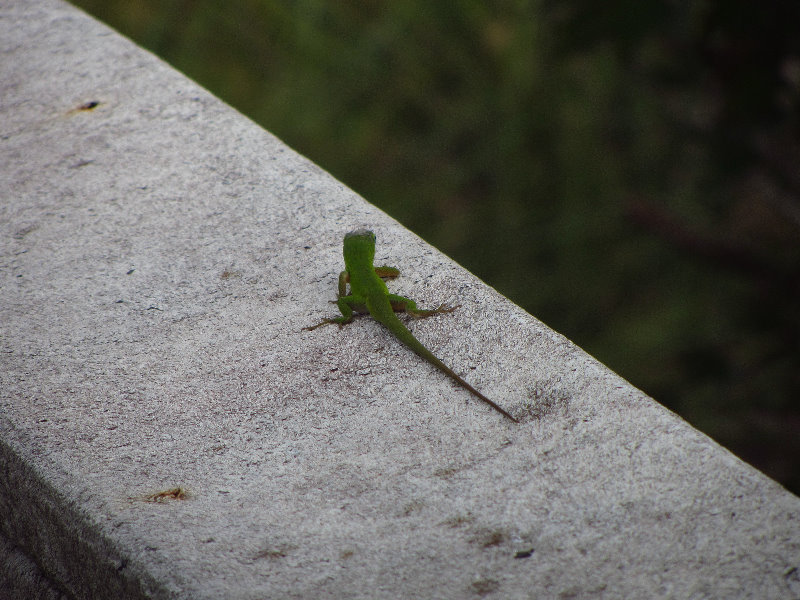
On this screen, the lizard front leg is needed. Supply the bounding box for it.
[374,266,400,280]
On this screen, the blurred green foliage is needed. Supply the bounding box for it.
[72,0,800,493]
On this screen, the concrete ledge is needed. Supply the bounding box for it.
[2,0,799,598]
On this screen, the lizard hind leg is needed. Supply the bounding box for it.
[387,294,460,319]
[409,303,460,318]
[302,317,347,331]
[303,294,359,330]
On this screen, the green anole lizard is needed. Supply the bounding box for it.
[304,229,518,422]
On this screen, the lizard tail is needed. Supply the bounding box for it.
[386,317,518,422]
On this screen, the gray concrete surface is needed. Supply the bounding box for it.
[1,0,799,598]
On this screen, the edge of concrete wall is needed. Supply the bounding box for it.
[2,1,799,599]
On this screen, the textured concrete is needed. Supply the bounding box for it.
[1,0,799,598]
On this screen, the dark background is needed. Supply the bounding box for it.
[71,0,800,494]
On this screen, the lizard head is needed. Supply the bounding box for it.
[343,229,376,262]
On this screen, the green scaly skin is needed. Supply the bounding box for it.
[305,229,518,422]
